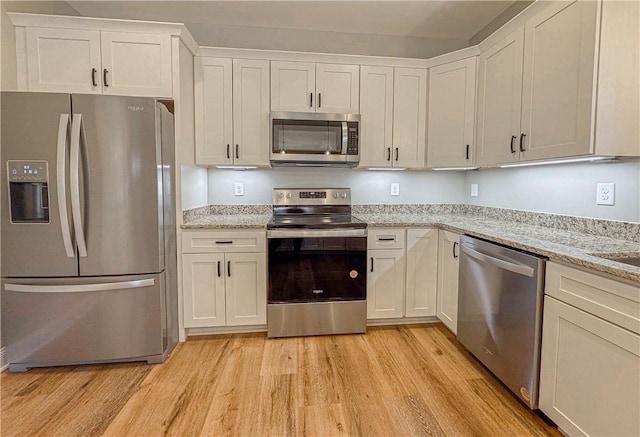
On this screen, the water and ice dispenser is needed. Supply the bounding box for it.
[7,161,50,223]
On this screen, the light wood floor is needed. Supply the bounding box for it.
[1,323,560,436]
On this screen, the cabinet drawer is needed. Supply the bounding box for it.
[182,230,266,253]
[545,262,640,334]
[367,228,405,250]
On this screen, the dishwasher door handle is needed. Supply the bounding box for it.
[461,244,535,277]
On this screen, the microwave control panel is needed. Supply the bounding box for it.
[347,122,358,155]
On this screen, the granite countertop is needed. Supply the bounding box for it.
[182,211,640,283]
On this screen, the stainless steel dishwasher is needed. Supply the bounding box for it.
[457,235,546,409]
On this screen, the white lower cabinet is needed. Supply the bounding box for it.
[366,228,438,320]
[405,229,438,317]
[539,262,640,437]
[436,230,460,333]
[182,231,267,329]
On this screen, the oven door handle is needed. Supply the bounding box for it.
[267,229,367,239]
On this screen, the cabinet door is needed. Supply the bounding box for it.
[405,229,438,317]
[182,253,226,328]
[270,61,315,112]
[359,66,394,168]
[427,58,477,168]
[539,296,640,437]
[225,252,267,326]
[232,59,270,166]
[436,230,460,333]
[100,32,172,97]
[392,68,427,168]
[520,1,599,161]
[476,27,525,165]
[25,27,101,94]
[367,249,405,319]
[195,57,233,165]
[315,63,360,113]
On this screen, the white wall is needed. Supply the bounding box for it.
[188,23,467,60]
[181,165,208,209]
[1,1,79,91]
[207,168,466,205]
[464,160,640,223]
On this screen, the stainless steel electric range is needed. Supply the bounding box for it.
[267,188,367,338]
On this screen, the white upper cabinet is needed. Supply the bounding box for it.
[427,57,477,168]
[477,0,640,165]
[21,26,172,97]
[195,57,270,166]
[271,61,359,113]
[25,27,102,94]
[359,66,426,168]
[99,31,172,97]
[476,27,524,166]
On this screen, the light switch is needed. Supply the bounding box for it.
[390,183,400,196]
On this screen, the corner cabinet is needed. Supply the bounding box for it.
[182,230,267,328]
[477,0,640,165]
[194,57,270,166]
[539,262,640,437]
[16,24,172,97]
[270,61,359,113]
[426,57,477,168]
[436,230,460,333]
[359,66,427,168]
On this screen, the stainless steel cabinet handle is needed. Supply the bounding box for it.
[91,68,97,87]
[453,241,459,259]
[520,133,526,152]
[227,261,231,277]
[217,261,221,277]
[395,147,399,161]
[70,114,88,258]
[103,69,109,87]
[510,135,517,154]
[56,114,75,258]
[4,279,155,293]
[461,244,534,277]
[370,257,374,272]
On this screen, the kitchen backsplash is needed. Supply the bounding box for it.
[183,204,640,242]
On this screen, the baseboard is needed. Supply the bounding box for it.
[186,324,267,337]
[366,316,440,326]
[1,347,7,372]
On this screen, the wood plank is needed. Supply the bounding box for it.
[1,324,561,437]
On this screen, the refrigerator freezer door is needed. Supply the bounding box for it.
[72,95,164,276]
[2,273,166,371]
[1,92,78,277]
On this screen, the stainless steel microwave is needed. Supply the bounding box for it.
[270,112,360,167]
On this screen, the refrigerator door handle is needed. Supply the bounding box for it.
[56,114,75,258]
[4,278,155,293]
[70,114,88,257]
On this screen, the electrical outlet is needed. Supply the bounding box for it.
[471,184,478,197]
[234,182,245,196]
[596,183,614,205]
[390,183,400,196]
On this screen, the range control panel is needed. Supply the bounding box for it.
[273,188,351,206]
[7,160,48,183]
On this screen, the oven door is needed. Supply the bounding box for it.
[267,228,366,304]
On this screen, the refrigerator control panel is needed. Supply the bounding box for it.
[7,160,48,183]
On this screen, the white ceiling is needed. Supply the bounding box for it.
[66,1,517,41]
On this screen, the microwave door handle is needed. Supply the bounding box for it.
[341,121,348,154]
[56,114,75,258]
[70,114,88,258]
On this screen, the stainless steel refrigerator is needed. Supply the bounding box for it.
[1,92,178,372]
